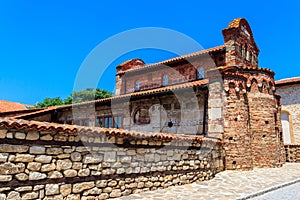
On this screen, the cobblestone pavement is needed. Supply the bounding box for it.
[115,163,300,200]
[251,181,300,200]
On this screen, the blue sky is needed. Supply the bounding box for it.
[0,1,299,105]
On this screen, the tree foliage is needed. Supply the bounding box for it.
[34,88,113,108]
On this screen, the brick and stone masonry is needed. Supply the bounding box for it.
[0,119,224,199]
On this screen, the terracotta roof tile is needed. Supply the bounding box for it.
[275,77,300,86]
[0,118,221,143]
[15,79,209,119]
[118,45,225,74]
[0,100,30,113]
[228,18,243,28]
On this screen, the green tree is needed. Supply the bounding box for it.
[34,97,64,108]
[65,88,113,104]
[34,88,113,108]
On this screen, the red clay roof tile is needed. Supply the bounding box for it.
[0,100,29,113]
[0,118,221,143]
[15,79,209,119]
[276,77,300,86]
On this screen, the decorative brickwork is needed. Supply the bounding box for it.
[285,144,300,162]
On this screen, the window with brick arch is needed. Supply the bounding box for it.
[135,80,140,91]
[197,67,205,79]
[162,74,168,86]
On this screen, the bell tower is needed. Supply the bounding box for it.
[222,18,260,67]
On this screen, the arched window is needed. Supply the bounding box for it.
[197,67,205,79]
[134,107,150,124]
[281,111,293,144]
[135,80,140,91]
[162,74,168,86]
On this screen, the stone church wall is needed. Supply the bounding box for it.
[276,84,300,144]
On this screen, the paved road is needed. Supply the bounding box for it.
[115,163,300,200]
[251,182,300,200]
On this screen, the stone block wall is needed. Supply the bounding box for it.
[0,125,224,199]
[276,84,300,144]
[285,144,300,162]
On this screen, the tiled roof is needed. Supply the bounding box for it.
[0,100,30,113]
[228,18,243,28]
[0,118,221,143]
[276,77,300,86]
[15,79,209,119]
[0,108,44,118]
[117,45,225,74]
[218,65,274,75]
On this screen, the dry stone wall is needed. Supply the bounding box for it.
[0,127,224,200]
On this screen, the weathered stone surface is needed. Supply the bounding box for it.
[82,187,102,195]
[96,180,107,188]
[7,191,21,200]
[110,189,122,198]
[15,173,29,181]
[73,181,94,193]
[0,153,8,162]
[83,154,103,164]
[56,159,72,171]
[72,162,82,170]
[27,162,42,171]
[46,184,60,195]
[63,169,77,177]
[0,175,12,182]
[35,155,52,163]
[103,187,112,193]
[6,132,13,138]
[60,184,72,197]
[0,187,10,193]
[29,146,45,154]
[33,185,44,191]
[46,147,63,155]
[48,171,63,179]
[41,163,56,172]
[65,194,80,200]
[78,168,90,177]
[0,129,7,139]
[15,186,32,192]
[26,131,39,140]
[0,194,6,200]
[0,163,25,174]
[29,172,47,180]
[21,191,39,199]
[98,193,109,200]
[70,152,82,161]
[40,134,53,141]
[15,154,35,162]
[0,144,28,153]
[57,153,70,159]
[104,152,116,162]
[15,132,26,139]
[108,180,118,187]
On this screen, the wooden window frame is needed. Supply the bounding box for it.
[97,115,123,128]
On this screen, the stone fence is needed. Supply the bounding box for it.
[285,144,300,162]
[0,119,224,199]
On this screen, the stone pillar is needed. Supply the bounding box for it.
[207,69,224,140]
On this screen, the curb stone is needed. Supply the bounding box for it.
[237,178,300,200]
